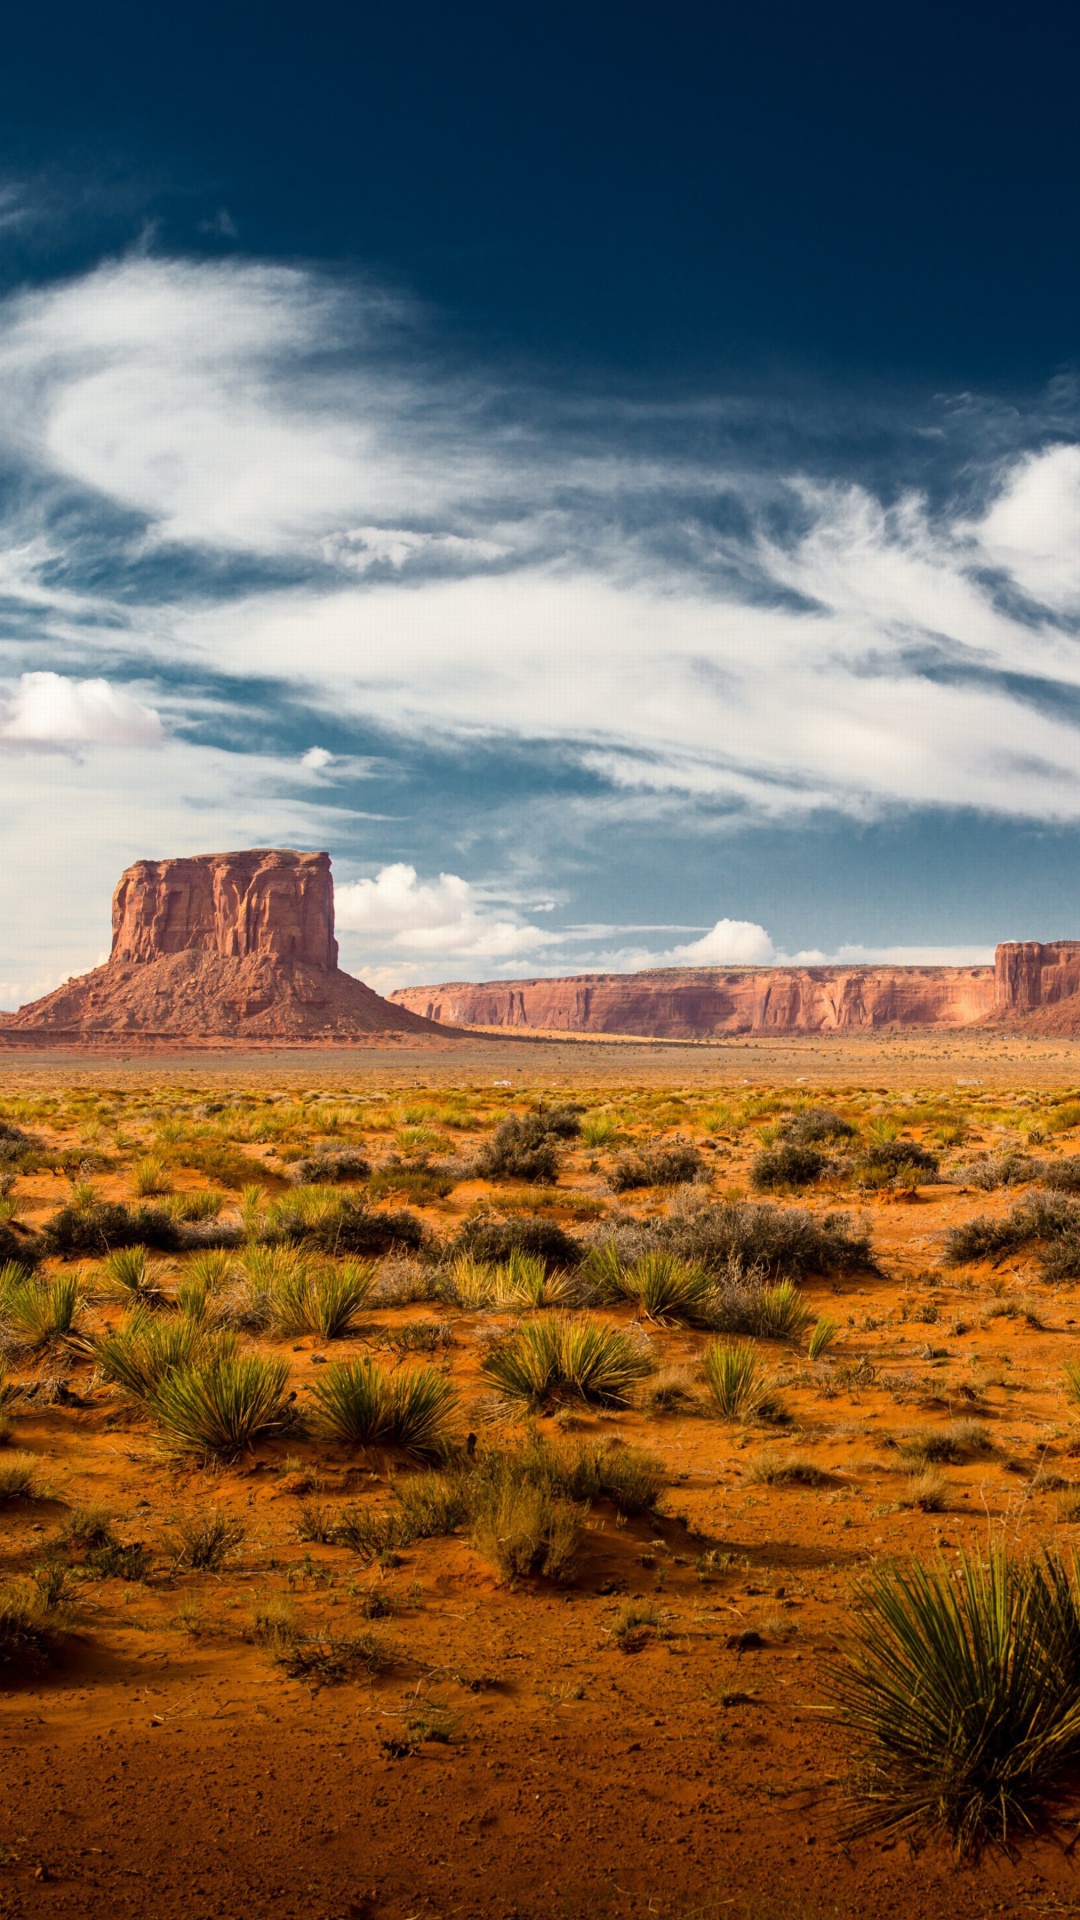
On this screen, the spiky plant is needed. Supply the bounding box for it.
[0,1272,84,1348]
[754,1278,814,1343]
[101,1246,168,1305]
[131,1154,172,1198]
[808,1313,839,1360]
[270,1260,376,1339]
[92,1309,230,1399]
[492,1249,574,1309]
[1063,1360,1080,1410]
[822,1548,1080,1855]
[149,1353,292,1459]
[617,1252,713,1325]
[308,1357,457,1458]
[480,1315,650,1409]
[701,1340,771,1419]
[445,1255,497,1309]
[0,1452,38,1499]
[577,1240,625,1301]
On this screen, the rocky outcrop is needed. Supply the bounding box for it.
[1,850,450,1046]
[391,963,999,1037]
[992,942,1080,1034]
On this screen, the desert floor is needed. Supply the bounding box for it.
[3,1033,1080,1919]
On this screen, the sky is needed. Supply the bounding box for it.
[3,0,1080,1002]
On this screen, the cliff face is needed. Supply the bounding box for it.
[2,850,446,1045]
[111,849,338,969]
[391,963,999,1038]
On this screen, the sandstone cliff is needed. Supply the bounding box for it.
[1,850,447,1046]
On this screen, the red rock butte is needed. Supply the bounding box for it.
[390,942,1080,1039]
[0,850,448,1047]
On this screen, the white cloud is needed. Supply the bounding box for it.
[322,527,508,571]
[334,863,563,961]
[0,672,164,748]
[666,918,777,965]
[975,444,1080,612]
[300,745,334,769]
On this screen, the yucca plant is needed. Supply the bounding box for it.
[808,1313,839,1361]
[92,1309,231,1399]
[444,1255,497,1310]
[580,1112,620,1147]
[617,1252,713,1325]
[822,1547,1080,1854]
[480,1315,650,1410]
[701,1340,770,1419]
[308,1357,457,1458]
[578,1239,626,1300]
[149,1353,292,1458]
[492,1249,574,1309]
[131,1154,172,1198]
[755,1278,814,1343]
[1063,1360,1080,1410]
[0,1272,85,1349]
[101,1246,168,1305]
[271,1260,377,1339]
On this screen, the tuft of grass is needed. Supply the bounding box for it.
[0,1580,53,1665]
[608,1600,669,1651]
[701,1341,772,1420]
[469,1462,581,1583]
[899,1421,995,1466]
[1063,1361,1080,1410]
[131,1154,172,1197]
[168,1510,246,1571]
[0,1271,84,1348]
[479,1314,650,1410]
[270,1259,377,1339]
[581,1112,620,1147]
[613,1251,714,1326]
[149,1353,293,1459]
[744,1452,832,1487]
[0,1451,39,1500]
[101,1245,170,1305]
[308,1358,457,1459]
[822,1547,1080,1855]
[808,1313,840,1361]
[93,1309,230,1399]
[898,1470,949,1512]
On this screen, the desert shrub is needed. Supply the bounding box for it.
[288,1149,370,1185]
[953,1153,1039,1191]
[475,1116,561,1184]
[101,1245,170,1304]
[131,1154,172,1197]
[93,1310,231,1399]
[822,1547,1080,1854]
[856,1139,939,1184]
[581,1112,621,1147]
[308,1358,457,1458]
[0,1581,53,1665]
[469,1451,581,1581]
[608,1145,703,1192]
[807,1313,839,1360]
[780,1109,856,1144]
[944,1193,1080,1273]
[367,1160,457,1205]
[267,1192,427,1257]
[701,1341,772,1419]
[168,1189,225,1222]
[168,1510,246,1571]
[452,1214,582,1271]
[0,1223,35,1270]
[175,1141,265,1189]
[707,1269,814,1343]
[0,1272,84,1349]
[268,1260,377,1339]
[655,1198,872,1278]
[750,1143,828,1191]
[1041,1157,1080,1195]
[0,1122,34,1168]
[443,1251,575,1312]
[41,1200,184,1258]
[745,1452,831,1487]
[149,1354,293,1459]
[603,1250,714,1326]
[479,1315,650,1410]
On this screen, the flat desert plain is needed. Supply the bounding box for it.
[3,1035,1080,1919]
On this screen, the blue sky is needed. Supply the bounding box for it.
[2,0,1080,1002]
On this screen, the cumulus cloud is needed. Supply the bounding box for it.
[975,444,1080,612]
[335,864,563,960]
[0,672,164,748]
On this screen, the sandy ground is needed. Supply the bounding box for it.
[3,1044,1080,1917]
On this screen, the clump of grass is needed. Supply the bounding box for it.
[899,1421,995,1465]
[288,1149,370,1186]
[702,1341,773,1420]
[808,1313,839,1360]
[0,1451,39,1500]
[1063,1361,1080,1411]
[267,1191,427,1258]
[469,1459,581,1582]
[270,1259,377,1339]
[480,1314,650,1410]
[744,1452,832,1487]
[149,1353,293,1459]
[308,1358,457,1458]
[101,1245,170,1305]
[822,1547,1080,1854]
[0,1271,85,1349]
[168,1510,246,1571]
[168,1189,224,1222]
[608,1600,669,1651]
[0,1580,54,1666]
[444,1250,574,1311]
[655,1198,872,1278]
[581,1112,621,1147]
[131,1154,172,1197]
[93,1309,230,1399]
[898,1470,949,1512]
[608,1145,703,1192]
[604,1250,714,1326]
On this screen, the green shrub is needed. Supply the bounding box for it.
[610,1251,713,1325]
[475,1116,561,1184]
[608,1145,703,1192]
[0,1272,84,1348]
[267,1193,427,1257]
[41,1200,183,1258]
[269,1260,377,1339]
[93,1310,230,1399]
[480,1315,650,1410]
[751,1143,828,1191]
[856,1140,939,1183]
[702,1341,771,1419]
[780,1109,856,1144]
[452,1215,582,1271]
[822,1548,1080,1854]
[308,1358,457,1458]
[149,1354,293,1459]
[655,1199,872,1278]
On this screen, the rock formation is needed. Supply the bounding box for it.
[1,850,449,1046]
[391,944,1080,1038]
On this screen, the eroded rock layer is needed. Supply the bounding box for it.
[2,850,446,1045]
